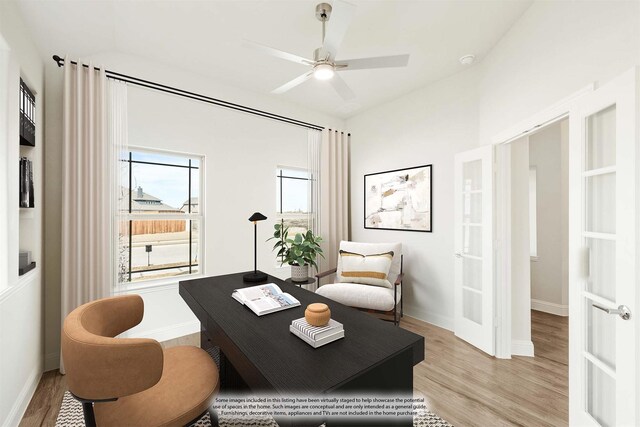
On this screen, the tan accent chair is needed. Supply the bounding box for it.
[315,241,404,325]
[62,295,219,427]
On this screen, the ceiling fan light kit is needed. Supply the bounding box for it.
[313,63,335,80]
[244,0,410,100]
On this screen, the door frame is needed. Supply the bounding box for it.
[491,84,594,359]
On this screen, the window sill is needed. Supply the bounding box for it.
[114,273,205,294]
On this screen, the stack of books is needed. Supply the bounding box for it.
[290,317,344,348]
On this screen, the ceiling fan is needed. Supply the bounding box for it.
[243,0,410,101]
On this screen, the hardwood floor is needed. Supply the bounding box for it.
[20,312,567,427]
[405,310,568,427]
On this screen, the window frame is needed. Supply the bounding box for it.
[114,147,205,291]
[275,165,312,266]
[276,166,311,216]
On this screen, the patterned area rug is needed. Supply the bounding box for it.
[55,347,453,427]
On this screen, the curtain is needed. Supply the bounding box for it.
[307,130,321,288]
[108,80,129,285]
[307,129,321,237]
[60,58,127,371]
[318,129,351,274]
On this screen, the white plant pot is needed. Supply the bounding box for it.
[291,264,309,282]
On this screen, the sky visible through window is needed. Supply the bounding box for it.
[277,168,309,214]
[127,151,200,209]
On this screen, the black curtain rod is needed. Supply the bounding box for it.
[52,55,324,131]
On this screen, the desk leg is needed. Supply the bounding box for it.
[201,326,249,391]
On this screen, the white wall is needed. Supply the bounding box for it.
[348,68,481,330]
[478,0,640,144]
[121,84,311,339]
[43,52,344,368]
[0,1,44,426]
[529,120,569,315]
[347,0,639,332]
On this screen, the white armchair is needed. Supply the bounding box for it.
[315,241,403,325]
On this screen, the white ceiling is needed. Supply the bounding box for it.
[18,0,532,118]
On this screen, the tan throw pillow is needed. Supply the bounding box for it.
[337,250,394,288]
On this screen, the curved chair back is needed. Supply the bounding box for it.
[62,295,164,400]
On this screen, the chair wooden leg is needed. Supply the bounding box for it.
[81,402,97,427]
[210,409,220,427]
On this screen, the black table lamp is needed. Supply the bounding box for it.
[243,212,268,283]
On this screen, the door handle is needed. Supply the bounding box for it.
[592,304,632,320]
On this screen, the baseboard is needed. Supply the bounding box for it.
[124,320,200,343]
[2,364,42,427]
[511,339,535,357]
[44,351,60,373]
[531,299,568,317]
[404,305,454,331]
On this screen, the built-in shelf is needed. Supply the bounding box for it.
[18,261,36,276]
[17,78,38,280]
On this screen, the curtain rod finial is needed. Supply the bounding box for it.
[52,55,63,67]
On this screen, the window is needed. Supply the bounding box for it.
[276,166,310,238]
[118,150,202,285]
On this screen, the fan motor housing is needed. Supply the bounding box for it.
[313,47,332,63]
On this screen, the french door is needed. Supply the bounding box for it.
[568,68,638,426]
[454,145,494,355]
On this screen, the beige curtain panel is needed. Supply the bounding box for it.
[319,129,351,274]
[61,59,126,370]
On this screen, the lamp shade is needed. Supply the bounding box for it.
[248,212,267,222]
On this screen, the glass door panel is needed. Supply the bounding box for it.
[462,288,482,325]
[454,145,494,355]
[586,104,616,170]
[586,173,616,234]
[582,103,618,425]
[462,159,482,191]
[585,238,616,301]
[586,299,616,370]
[587,359,616,427]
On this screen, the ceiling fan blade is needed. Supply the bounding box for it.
[329,73,356,101]
[243,39,313,66]
[272,72,313,94]
[323,0,356,60]
[335,54,410,70]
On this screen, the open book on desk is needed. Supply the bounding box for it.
[232,283,301,316]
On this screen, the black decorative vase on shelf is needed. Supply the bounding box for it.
[243,212,268,283]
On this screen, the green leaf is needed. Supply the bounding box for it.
[274,223,281,230]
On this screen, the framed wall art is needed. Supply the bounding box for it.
[364,164,432,232]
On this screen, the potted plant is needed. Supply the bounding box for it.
[269,221,324,282]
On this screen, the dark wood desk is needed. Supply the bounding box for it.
[179,272,424,426]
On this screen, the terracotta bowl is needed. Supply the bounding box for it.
[305,303,331,327]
